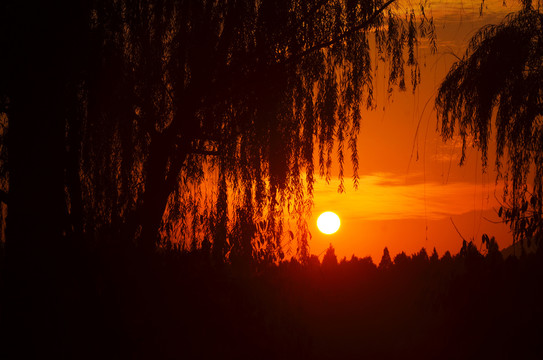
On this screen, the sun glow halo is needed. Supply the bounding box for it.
[317,211,341,234]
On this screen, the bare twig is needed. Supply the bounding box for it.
[450,217,467,242]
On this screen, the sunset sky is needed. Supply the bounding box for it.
[309,0,522,261]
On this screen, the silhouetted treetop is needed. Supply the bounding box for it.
[379,246,392,270]
[430,247,439,263]
[322,243,338,268]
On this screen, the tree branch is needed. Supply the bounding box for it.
[281,0,397,66]
[450,217,467,242]
[275,0,329,45]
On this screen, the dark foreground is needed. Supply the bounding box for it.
[0,242,542,359]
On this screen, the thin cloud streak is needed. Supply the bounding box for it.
[313,173,501,221]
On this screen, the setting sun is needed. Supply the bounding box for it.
[317,211,341,234]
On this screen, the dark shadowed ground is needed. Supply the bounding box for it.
[0,241,542,359]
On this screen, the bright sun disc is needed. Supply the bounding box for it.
[317,211,340,234]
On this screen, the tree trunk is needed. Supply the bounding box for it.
[213,163,228,262]
[138,138,170,251]
[136,135,188,252]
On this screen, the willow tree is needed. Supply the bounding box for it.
[1,0,434,262]
[80,0,437,262]
[436,2,543,248]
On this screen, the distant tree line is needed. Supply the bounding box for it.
[1,237,540,359]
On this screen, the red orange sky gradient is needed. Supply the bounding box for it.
[309,0,522,261]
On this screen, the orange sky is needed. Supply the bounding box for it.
[309,0,523,261]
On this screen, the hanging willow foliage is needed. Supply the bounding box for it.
[79,0,434,262]
[436,6,543,247]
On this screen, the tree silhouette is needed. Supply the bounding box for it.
[393,251,409,267]
[322,243,338,268]
[0,0,435,262]
[482,233,503,266]
[379,246,392,270]
[430,247,439,263]
[435,1,543,248]
[82,0,434,261]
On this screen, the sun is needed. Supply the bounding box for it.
[317,211,341,234]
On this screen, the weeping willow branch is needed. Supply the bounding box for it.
[281,0,397,66]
